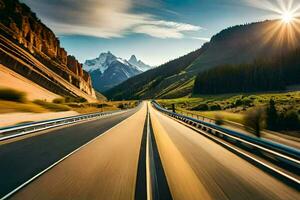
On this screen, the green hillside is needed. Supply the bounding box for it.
[104,48,204,100]
[105,20,299,100]
[194,47,300,95]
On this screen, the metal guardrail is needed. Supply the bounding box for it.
[174,107,246,129]
[152,101,300,179]
[0,108,135,141]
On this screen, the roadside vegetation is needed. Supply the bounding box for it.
[0,88,138,114]
[158,91,300,137]
[33,100,71,112]
[0,100,48,113]
[64,100,138,114]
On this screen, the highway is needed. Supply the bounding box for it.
[0,108,138,198]
[0,102,299,200]
[149,103,299,200]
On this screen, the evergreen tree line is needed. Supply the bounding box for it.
[193,47,300,94]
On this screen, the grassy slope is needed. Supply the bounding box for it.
[105,48,204,100]
[158,91,300,124]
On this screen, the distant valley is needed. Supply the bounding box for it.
[84,52,152,92]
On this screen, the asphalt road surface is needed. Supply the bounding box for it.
[148,103,299,200]
[0,107,138,198]
[1,102,299,200]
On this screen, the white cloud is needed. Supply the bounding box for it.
[150,20,201,31]
[22,0,201,39]
[133,20,201,39]
[134,25,184,39]
[191,37,211,41]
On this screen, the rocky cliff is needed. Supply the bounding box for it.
[0,0,97,100]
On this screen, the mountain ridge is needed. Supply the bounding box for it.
[84,52,152,92]
[105,20,300,100]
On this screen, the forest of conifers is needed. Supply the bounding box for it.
[193,47,300,94]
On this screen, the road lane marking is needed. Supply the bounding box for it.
[134,106,148,200]
[146,112,152,200]
[147,103,173,200]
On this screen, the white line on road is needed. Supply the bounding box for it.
[146,105,152,200]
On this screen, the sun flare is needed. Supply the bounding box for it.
[253,0,300,48]
[281,11,295,23]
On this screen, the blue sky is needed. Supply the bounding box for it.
[21,0,292,65]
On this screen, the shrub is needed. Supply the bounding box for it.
[52,98,65,104]
[191,103,209,111]
[33,100,71,112]
[0,88,27,102]
[278,111,300,131]
[118,104,125,109]
[235,99,242,106]
[215,114,224,125]
[244,107,265,137]
[241,98,252,106]
[209,104,221,111]
[64,96,87,103]
[235,98,252,107]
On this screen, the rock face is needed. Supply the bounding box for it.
[0,0,96,99]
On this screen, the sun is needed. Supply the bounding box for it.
[281,11,295,23]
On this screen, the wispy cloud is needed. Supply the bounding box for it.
[191,37,211,41]
[22,0,201,39]
[134,25,183,39]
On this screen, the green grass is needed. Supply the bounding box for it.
[197,111,244,124]
[161,79,195,99]
[158,91,300,124]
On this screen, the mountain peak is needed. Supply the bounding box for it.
[99,51,115,58]
[127,55,152,72]
[83,52,153,91]
[129,55,137,63]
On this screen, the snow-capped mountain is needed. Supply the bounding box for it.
[128,55,152,72]
[83,52,152,92]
